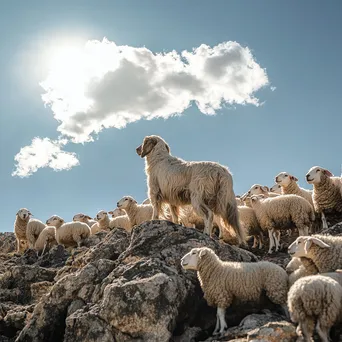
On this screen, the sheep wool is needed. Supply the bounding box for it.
[34,226,57,255]
[26,219,46,249]
[109,214,132,232]
[14,208,31,253]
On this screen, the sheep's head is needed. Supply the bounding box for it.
[16,208,32,221]
[136,135,170,158]
[285,257,302,274]
[288,236,330,257]
[73,213,92,222]
[250,194,266,204]
[46,215,64,227]
[181,247,214,270]
[117,196,137,209]
[270,184,282,194]
[96,210,108,222]
[108,208,125,218]
[248,184,269,196]
[275,172,298,186]
[306,166,334,184]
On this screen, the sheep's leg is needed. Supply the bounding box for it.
[259,233,264,249]
[303,226,309,236]
[217,307,227,335]
[321,212,328,229]
[16,238,21,253]
[316,322,330,342]
[169,205,179,224]
[300,319,314,342]
[213,314,220,335]
[281,304,290,319]
[41,241,48,257]
[252,236,258,248]
[273,230,280,252]
[191,200,213,236]
[267,229,275,254]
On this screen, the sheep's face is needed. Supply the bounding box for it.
[270,184,282,194]
[17,208,32,221]
[108,208,125,218]
[73,213,92,222]
[181,248,201,270]
[136,135,170,158]
[285,257,302,274]
[250,194,265,204]
[288,236,330,256]
[46,215,64,226]
[306,166,334,184]
[275,172,298,186]
[117,196,137,209]
[248,184,269,196]
[96,210,107,221]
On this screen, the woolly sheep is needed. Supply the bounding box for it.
[34,227,57,256]
[306,166,342,229]
[90,210,112,234]
[250,194,315,254]
[26,218,46,249]
[136,135,245,245]
[275,172,313,205]
[73,213,97,228]
[46,215,91,248]
[245,184,280,198]
[286,257,319,287]
[270,184,282,194]
[108,208,126,218]
[181,247,288,336]
[107,213,132,232]
[14,208,32,253]
[117,196,153,226]
[288,272,342,342]
[288,235,342,273]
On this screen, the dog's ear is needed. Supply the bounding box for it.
[141,137,158,158]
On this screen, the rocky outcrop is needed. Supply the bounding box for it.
[0,220,341,341]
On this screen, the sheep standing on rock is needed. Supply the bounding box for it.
[26,219,46,249]
[306,166,342,229]
[34,227,57,256]
[288,235,342,273]
[288,272,342,342]
[107,212,132,232]
[136,135,245,245]
[90,210,112,234]
[46,215,91,248]
[73,213,97,228]
[250,194,315,254]
[181,247,289,336]
[117,196,153,226]
[14,208,32,253]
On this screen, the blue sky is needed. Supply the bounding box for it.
[0,0,341,232]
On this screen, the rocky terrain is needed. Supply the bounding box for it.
[0,220,342,342]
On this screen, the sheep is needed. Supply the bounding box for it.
[235,196,244,206]
[270,184,282,194]
[34,227,57,256]
[288,235,342,273]
[108,208,126,219]
[306,166,342,229]
[275,172,313,205]
[73,213,97,228]
[90,210,112,234]
[181,247,289,336]
[26,219,46,249]
[286,257,319,287]
[14,208,32,253]
[244,184,280,198]
[46,215,91,248]
[250,194,315,254]
[288,272,342,342]
[136,135,245,245]
[117,196,153,226]
[107,213,132,232]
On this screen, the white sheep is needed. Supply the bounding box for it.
[90,210,112,234]
[26,218,46,249]
[181,247,288,336]
[46,215,91,248]
[117,196,153,226]
[288,272,342,342]
[72,213,97,228]
[288,235,342,273]
[275,172,313,205]
[250,194,315,254]
[245,184,280,198]
[34,226,57,256]
[14,208,32,253]
[269,184,282,194]
[108,208,126,218]
[286,257,319,287]
[136,135,245,245]
[306,166,342,229]
[108,213,132,232]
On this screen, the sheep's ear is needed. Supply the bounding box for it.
[290,175,298,181]
[199,249,207,258]
[108,211,113,215]
[310,237,330,249]
[261,186,269,192]
[164,142,170,153]
[323,169,334,177]
[85,215,92,220]
[304,238,312,253]
[141,137,158,158]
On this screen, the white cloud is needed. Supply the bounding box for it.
[40,38,270,143]
[13,38,271,177]
[12,137,79,178]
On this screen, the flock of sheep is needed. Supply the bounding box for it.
[12,134,342,342]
